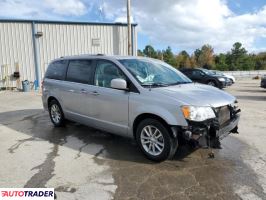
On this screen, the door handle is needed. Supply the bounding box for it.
[68,89,74,93]
[90,91,100,96]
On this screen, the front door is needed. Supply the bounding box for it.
[89,60,129,136]
[191,69,205,83]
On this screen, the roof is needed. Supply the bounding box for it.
[57,54,140,60]
[50,55,160,63]
[0,19,138,26]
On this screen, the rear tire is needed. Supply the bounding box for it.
[136,118,176,162]
[48,99,65,127]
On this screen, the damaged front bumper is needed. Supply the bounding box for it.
[180,105,241,148]
[216,114,239,140]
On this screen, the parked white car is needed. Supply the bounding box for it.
[223,74,236,83]
[211,70,236,83]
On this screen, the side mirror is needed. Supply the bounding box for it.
[111,78,128,90]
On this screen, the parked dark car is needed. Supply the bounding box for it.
[179,68,229,89]
[261,75,266,88]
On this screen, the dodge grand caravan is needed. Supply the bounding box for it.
[42,55,240,161]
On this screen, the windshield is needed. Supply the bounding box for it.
[119,58,192,86]
[211,70,223,76]
[201,68,215,75]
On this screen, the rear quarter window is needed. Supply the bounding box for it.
[45,60,68,80]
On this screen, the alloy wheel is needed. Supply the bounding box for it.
[140,125,165,156]
[50,104,61,124]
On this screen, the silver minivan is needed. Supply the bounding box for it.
[42,55,240,161]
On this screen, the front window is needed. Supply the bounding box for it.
[119,59,191,87]
[95,60,126,88]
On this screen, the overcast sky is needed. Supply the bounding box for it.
[1,0,266,54]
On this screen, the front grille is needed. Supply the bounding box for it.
[215,106,231,126]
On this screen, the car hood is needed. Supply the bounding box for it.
[154,83,235,108]
[212,74,226,79]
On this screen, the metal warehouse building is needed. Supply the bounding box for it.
[0,19,137,89]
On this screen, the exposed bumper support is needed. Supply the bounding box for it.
[216,114,240,140]
[181,112,240,148]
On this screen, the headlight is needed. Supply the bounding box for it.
[230,100,238,109]
[181,106,216,122]
[218,77,225,82]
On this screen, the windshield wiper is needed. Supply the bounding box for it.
[141,83,169,87]
[169,81,192,85]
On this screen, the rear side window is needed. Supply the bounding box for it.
[45,60,68,80]
[66,60,93,84]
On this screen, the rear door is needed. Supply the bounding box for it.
[62,59,95,120]
[89,59,129,135]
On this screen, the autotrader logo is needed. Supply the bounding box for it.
[0,188,54,200]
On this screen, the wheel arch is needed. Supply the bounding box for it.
[207,79,219,86]
[133,113,173,139]
[47,96,59,107]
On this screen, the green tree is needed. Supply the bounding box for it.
[194,48,201,63]
[254,52,266,70]
[176,50,191,68]
[215,53,228,71]
[228,42,254,70]
[137,49,144,56]
[143,45,157,58]
[163,46,177,67]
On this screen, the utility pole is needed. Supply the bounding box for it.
[127,0,132,56]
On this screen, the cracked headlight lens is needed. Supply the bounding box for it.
[181,106,216,122]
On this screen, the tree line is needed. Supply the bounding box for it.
[137,42,266,71]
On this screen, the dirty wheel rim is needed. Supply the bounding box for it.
[208,81,215,86]
[140,125,164,156]
[50,104,61,124]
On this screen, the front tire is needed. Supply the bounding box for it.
[136,118,175,162]
[48,99,65,127]
[207,80,217,87]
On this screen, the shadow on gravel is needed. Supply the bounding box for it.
[0,109,195,164]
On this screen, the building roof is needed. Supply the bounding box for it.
[0,19,137,26]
